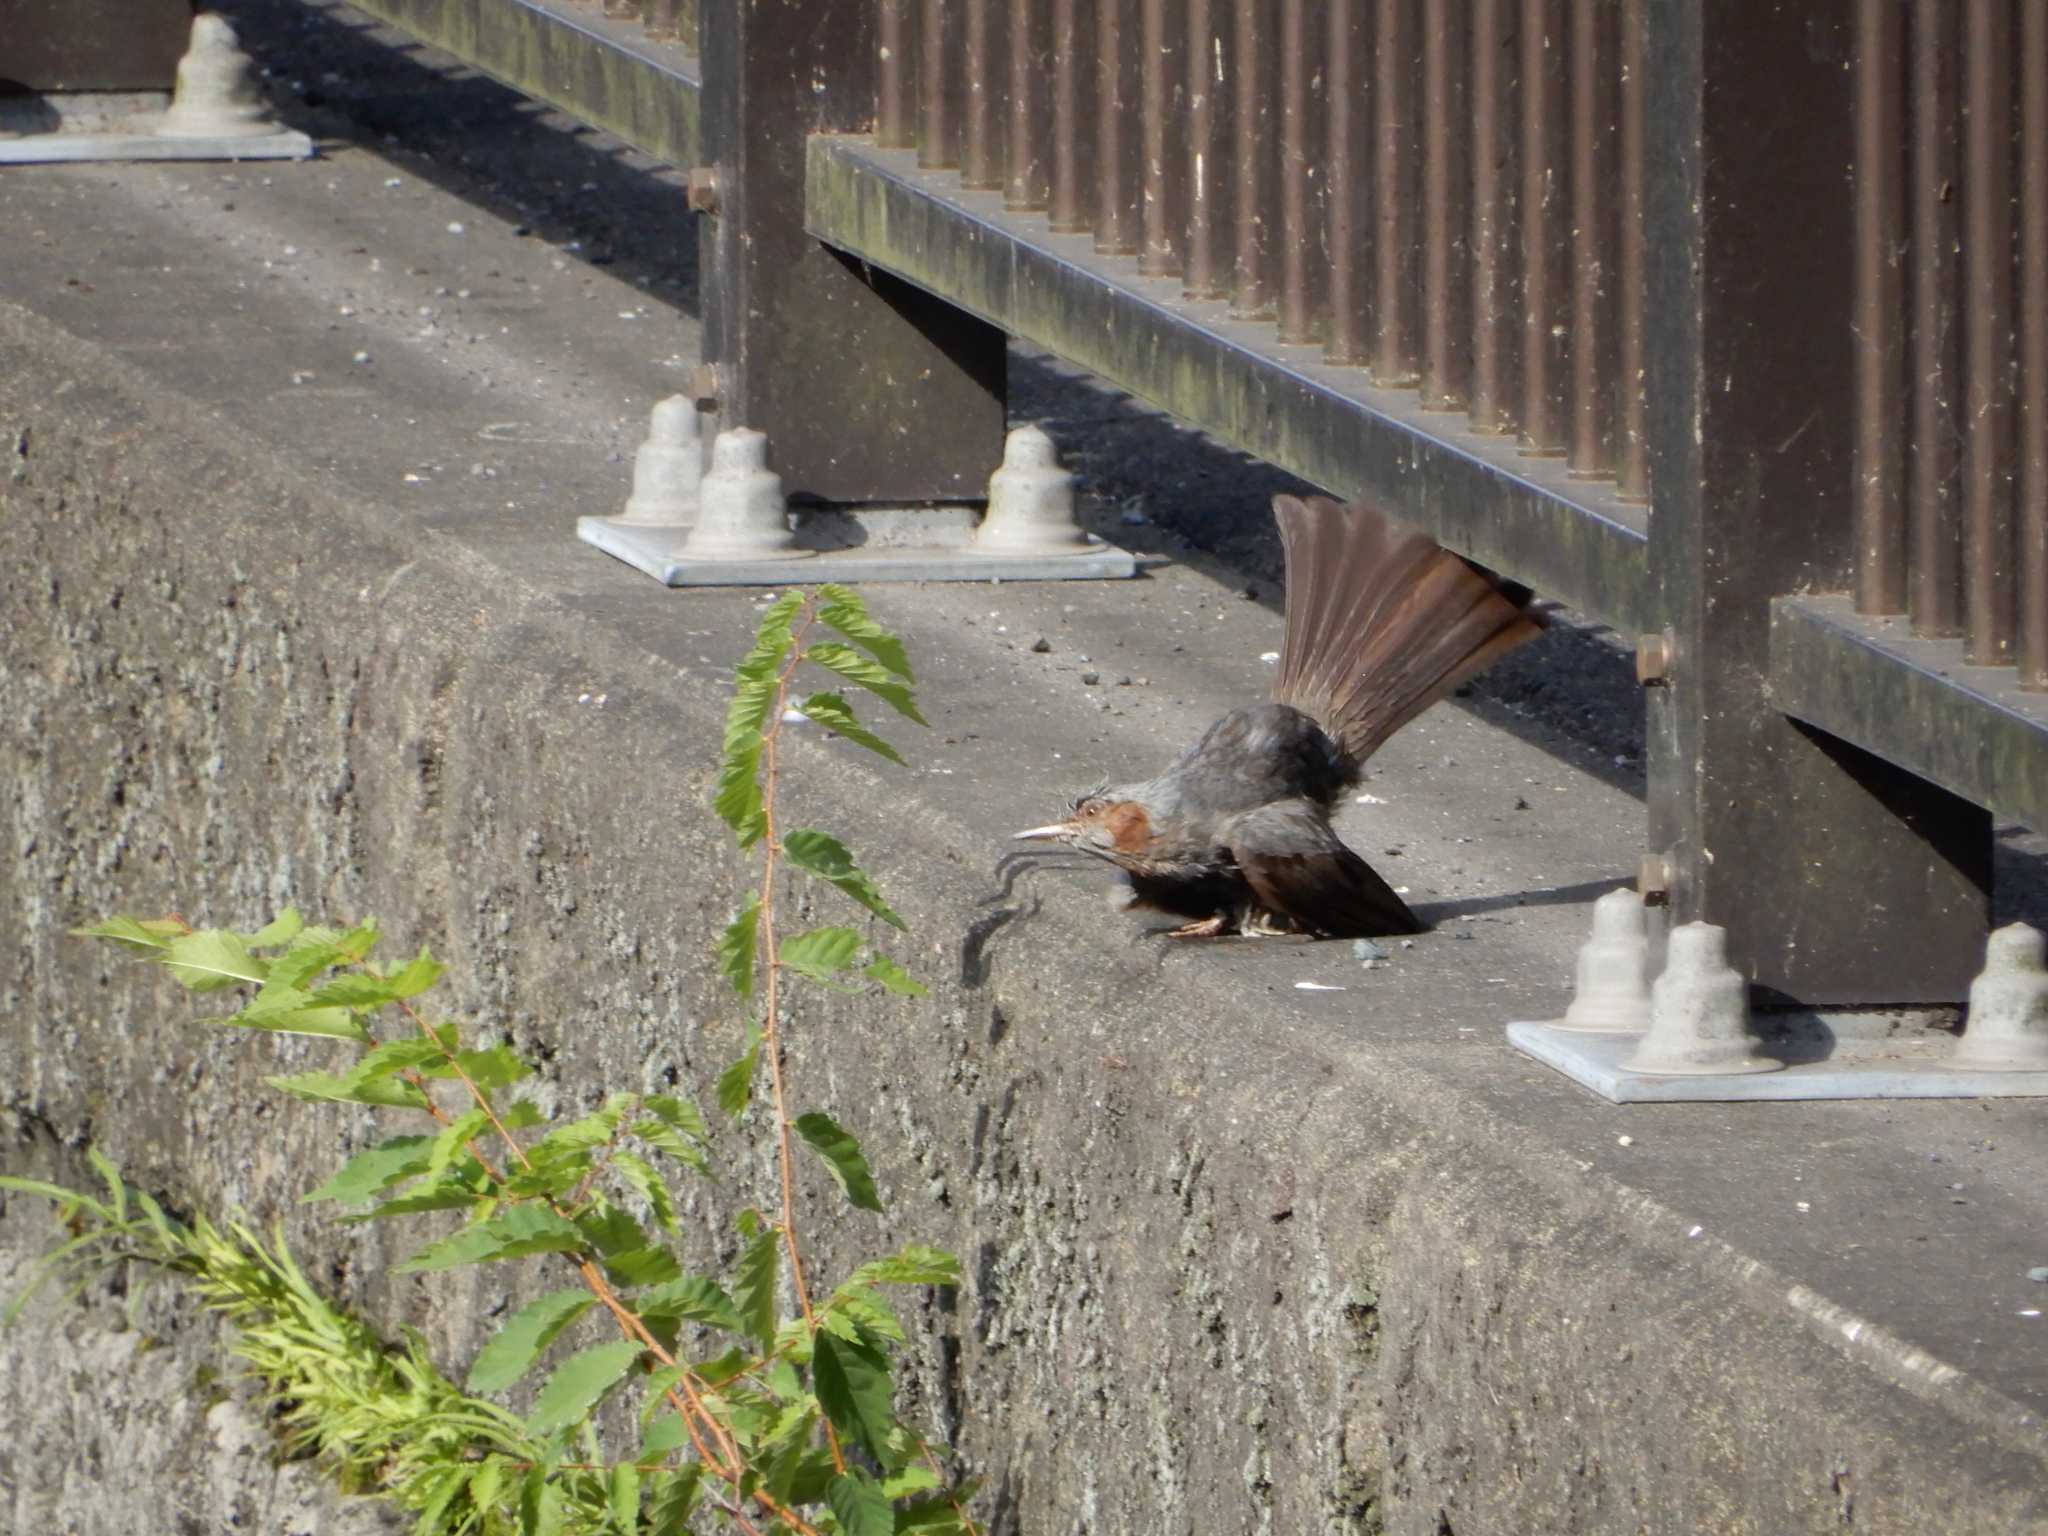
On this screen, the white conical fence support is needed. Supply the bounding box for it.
[614,395,702,525]
[971,425,1094,556]
[157,14,276,140]
[1622,922,1781,1076]
[1557,888,1652,1032]
[1952,922,2048,1070]
[674,428,812,562]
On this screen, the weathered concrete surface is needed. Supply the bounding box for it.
[4,35,2048,1535]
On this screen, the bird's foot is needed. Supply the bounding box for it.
[1162,914,1233,939]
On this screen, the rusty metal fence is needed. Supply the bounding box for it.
[282,0,2048,1006]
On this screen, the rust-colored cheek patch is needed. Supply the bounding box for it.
[1103,800,1152,853]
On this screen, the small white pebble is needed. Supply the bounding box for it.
[1795,1200,1811,1213]
[2022,1309,2043,1319]
[282,244,299,256]
[1356,793,1388,805]
[1616,1135,1633,1148]
[352,350,370,364]
[401,471,424,483]
[1259,651,1280,663]
[1687,1225,1704,1238]
[447,221,466,234]
[1294,981,1345,992]
[781,707,807,723]
[577,692,591,704]
[384,177,402,188]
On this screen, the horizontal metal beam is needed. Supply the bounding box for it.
[1771,594,2048,831]
[805,135,1654,631]
[335,0,700,168]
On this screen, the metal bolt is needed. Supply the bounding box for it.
[1635,631,1674,685]
[1639,852,1673,908]
[688,362,725,410]
[685,166,722,215]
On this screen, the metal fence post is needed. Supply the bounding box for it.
[696,0,1008,504]
[1642,0,1991,1006]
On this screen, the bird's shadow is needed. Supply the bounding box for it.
[983,856,1629,947]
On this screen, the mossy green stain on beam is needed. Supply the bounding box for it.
[344,0,701,170]
[806,135,1654,631]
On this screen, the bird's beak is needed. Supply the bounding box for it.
[1012,823,1072,841]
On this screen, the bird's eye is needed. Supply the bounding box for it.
[1070,795,1105,817]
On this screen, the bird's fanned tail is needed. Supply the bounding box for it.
[1271,495,1544,767]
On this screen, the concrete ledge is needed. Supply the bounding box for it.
[4,132,2048,1536]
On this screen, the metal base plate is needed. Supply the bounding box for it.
[0,96,313,163]
[577,513,1138,586]
[1507,1020,2048,1102]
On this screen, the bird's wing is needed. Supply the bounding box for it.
[1225,800,1421,938]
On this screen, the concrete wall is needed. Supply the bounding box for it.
[5,299,2047,1535]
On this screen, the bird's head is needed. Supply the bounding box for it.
[1012,790,1156,861]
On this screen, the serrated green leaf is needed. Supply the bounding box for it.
[881,1464,943,1499]
[302,1135,435,1205]
[306,972,404,1008]
[827,1285,906,1347]
[609,1462,641,1531]
[894,1490,980,1532]
[612,1151,677,1233]
[812,1333,897,1466]
[466,1457,508,1523]
[246,909,305,948]
[395,1204,584,1273]
[467,1289,596,1392]
[341,1178,483,1221]
[632,1119,710,1174]
[386,947,445,997]
[717,1035,759,1117]
[643,1464,703,1535]
[803,643,927,724]
[718,898,759,1000]
[225,984,369,1041]
[817,587,914,681]
[643,1094,708,1143]
[421,1044,532,1091]
[262,937,345,990]
[863,952,928,997]
[267,1069,428,1109]
[793,1111,883,1213]
[712,735,765,847]
[840,1244,962,1291]
[778,926,863,982]
[637,1274,745,1335]
[72,915,184,953]
[827,1470,894,1536]
[526,1339,644,1435]
[638,1411,690,1464]
[781,830,904,929]
[428,1108,491,1175]
[796,692,906,767]
[349,1036,447,1080]
[161,929,266,992]
[745,592,805,666]
[731,1226,781,1348]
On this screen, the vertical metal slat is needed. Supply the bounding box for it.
[1853,0,1907,613]
[1910,1,1964,637]
[877,0,916,149]
[1096,0,1141,254]
[2020,2,2048,687]
[1567,0,1616,477]
[962,0,1003,189]
[1519,0,1568,454]
[1140,0,1185,276]
[1420,3,1470,409]
[919,0,959,167]
[1325,0,1369,362]
[1374,0,1419,382]
[1278,0,1324,342]
[1050,0,1091,230]
[1963,0,2015,665]
[1616,0,1647,499]
[1005,0,1050,208]
[1184,0,1233,298]
[1231,0,1277,318]
[1470,0,1519,435]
